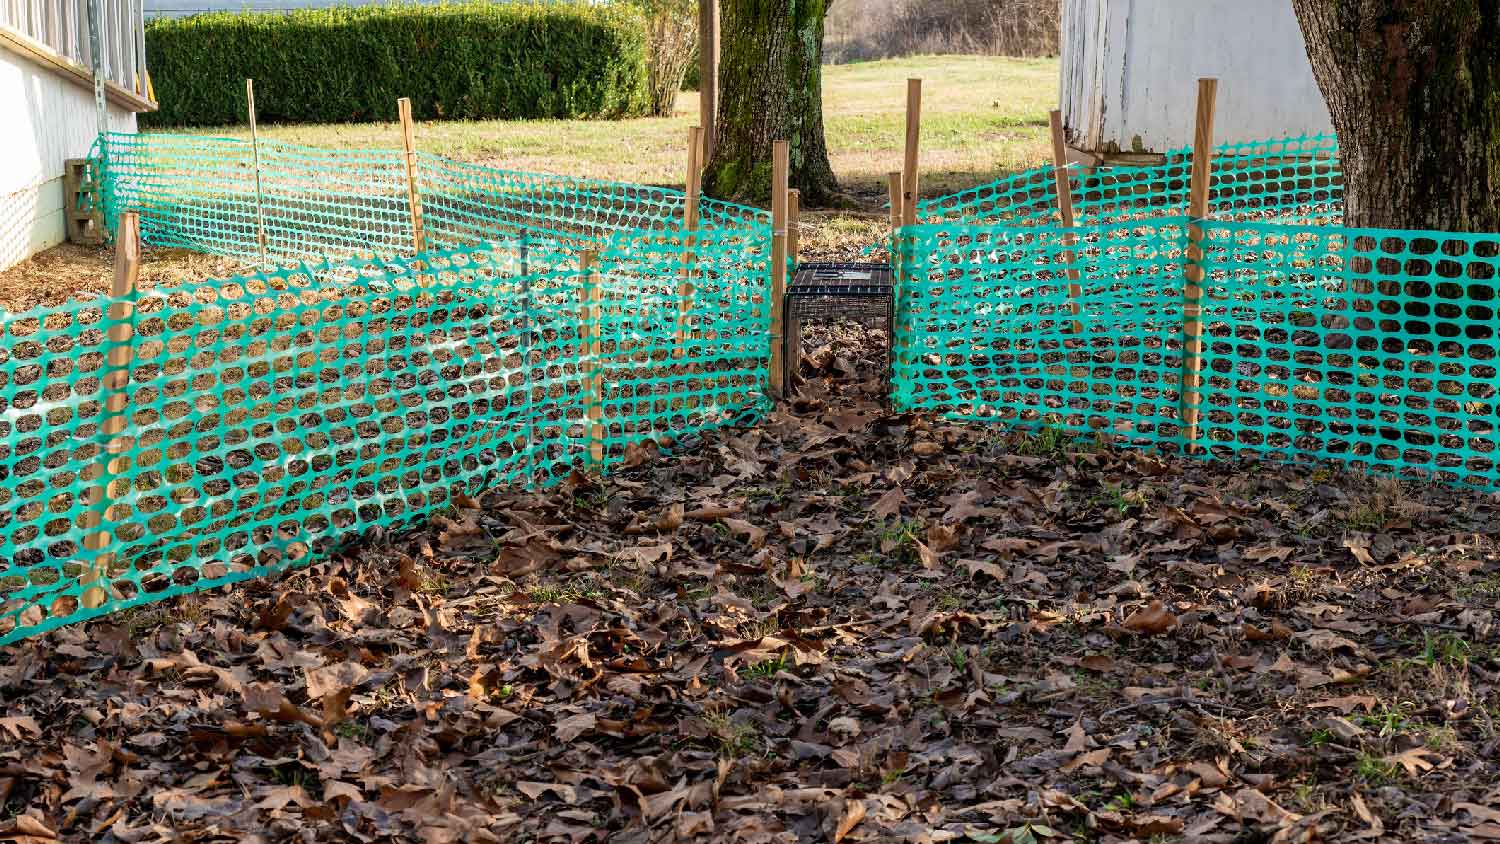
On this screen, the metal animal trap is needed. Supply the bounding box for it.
[782,262,894,392]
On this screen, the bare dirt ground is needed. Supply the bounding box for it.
[3,298,1500,843]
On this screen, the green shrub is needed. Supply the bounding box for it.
[143,1,649,127]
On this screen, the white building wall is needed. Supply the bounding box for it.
[0,49,136,272]
[1061,0,1333,154]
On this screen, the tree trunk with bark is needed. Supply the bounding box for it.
[1293,0,1500,232]
[703,0,838,204]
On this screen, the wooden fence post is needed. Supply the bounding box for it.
[397,97,425,255]
[769,140,789,399]
[901,78,922,227]
[787,188,800,267]
[698,0,718,162]
[678,125,704,348]
[81,211,140,610]
[1180,78,1218,451]
[579,250,605,467]
[887,171,903,234]
[1048,109,1083,333]
[246,78,268,266]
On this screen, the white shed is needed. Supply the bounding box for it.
[0,1,155,272]
[1060,0,1333,158]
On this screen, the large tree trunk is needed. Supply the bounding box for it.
[1293,1,1500,232]
[703,0,838,205]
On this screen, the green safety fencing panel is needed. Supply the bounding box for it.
[894,135,1500,491]
[917,133,1342,229]
[891,219,1191,446]
[2,136,773,644]
[97,132,768,267]
[1193,221,1500,486]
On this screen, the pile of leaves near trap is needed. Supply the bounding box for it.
[5,326,1500,844]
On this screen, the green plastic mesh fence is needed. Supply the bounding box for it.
[917,133,1341,228]
[1,136,773,644]
[895,135,1500,492]
[98,132,766,266]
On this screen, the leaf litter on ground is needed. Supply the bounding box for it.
[3,319,1500,843]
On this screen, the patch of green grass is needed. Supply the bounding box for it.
[1346,502,1391,531]
[167,56,1057,204]
[1354,753,1401,784]
[332,720,372,743]
[1401,630,1470,669]
[946,645,968,672]
[741,653,790,681]
[1092,484,1145,515]
[877,518,925,565]
[703,711,760,758]
[419,573,451,596]
[269,761,321,790]
[1015,424,1070,457]
[1305,727,1334,747]
[1356,703,1411,739]
[1457,574,1500,600]
[570,491,608,512]
[529,585,570,604]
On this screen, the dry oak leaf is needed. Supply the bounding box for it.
[832,797,867,843]
[1122,600,1178,635]
[242,683,323,728]
[0,814,57,844]
[554,712,598,743]
[1307,694,1378,714]
[872,487,906,520]
[1386,746,1441,776]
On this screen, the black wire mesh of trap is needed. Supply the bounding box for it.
[783,262,894,393]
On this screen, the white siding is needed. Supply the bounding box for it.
[0,49,136,272]
[1060,0,1333,154]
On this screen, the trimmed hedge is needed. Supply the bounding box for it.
[143,1,649,127]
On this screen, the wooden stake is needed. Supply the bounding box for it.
[579,250,605,467]
[887,171,903,233]
[1180,78,1218,450]
[397,97,425,255]
[678,125,704,347]
[698,0,719,162]
[246,78,268,266]
[787,188,801,267]
[901,78,922,227]
[81,211,140,611]
[1048,109,1083,333]
[769,140,789,399]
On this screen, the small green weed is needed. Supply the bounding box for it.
[1015,425,1069,457]
[1354,753,1400,784]
[332,720,372,742]
[704,712,760,758]
[1412,631,1469,668]
[741,653,790,681]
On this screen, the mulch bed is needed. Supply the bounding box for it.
[3,320,1500,844]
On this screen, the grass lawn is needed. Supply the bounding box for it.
[172,55,1058,205]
